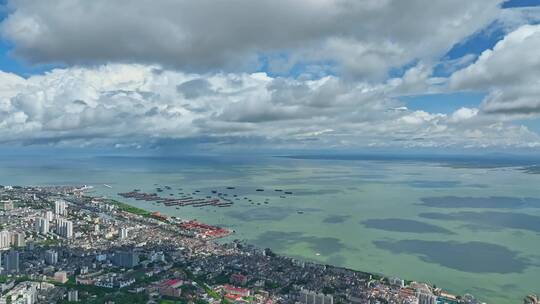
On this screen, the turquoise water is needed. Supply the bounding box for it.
[0,154,539,303]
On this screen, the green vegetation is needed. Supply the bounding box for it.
[132,270,159,285]
[159,297,189,304]
[0,275,8,283]
[56,281,148,304]
[106,199,151,217]
[322,286,335,295]
[42,238,61,247]
[210,272,230,285]
[264,281,280,290]
[160,300,184,304]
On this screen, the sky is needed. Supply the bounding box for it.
[0,0,539,154]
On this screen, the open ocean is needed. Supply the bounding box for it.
[1,153,539,304]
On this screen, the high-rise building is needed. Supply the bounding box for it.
[525,294,539,304]
[35,217,50,235]
[44,211,54,222]
[417,292,438,304]
[0,200,14,211]
[0,282,38,304]
[56,219,73,239]
[112,250,139,268]
[299,290,333,304]
[0,231,10,250]
[68,289,79,302]
[54,200,68,216]
[45,249,58,265]
[3,250,20,273]
[120,227,128,239]
[10,231,25,247]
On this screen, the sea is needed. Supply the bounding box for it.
[0,152,539,304]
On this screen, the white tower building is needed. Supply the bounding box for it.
[54,200,68,216]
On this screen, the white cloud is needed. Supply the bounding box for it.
[0,0,503,79]
[0,63,537,149]
[450,24,540,115]
[0,0,539,150]
[450,107,479,122]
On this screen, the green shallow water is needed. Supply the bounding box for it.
[0,155,539,303]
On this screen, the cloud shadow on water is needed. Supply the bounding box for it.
[419,196,540,209]
[226,206,319,222]
[323,215,351,224]
[373,239,530,274]
[420,211,540,233]
[361,218,454,234]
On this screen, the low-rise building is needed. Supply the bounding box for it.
[223,284,251,297]
[159,279,183,298]
[53,271,68,284]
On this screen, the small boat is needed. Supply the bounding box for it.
[256,189,264,192]
[297,211,304,214]
[103,184,112,188]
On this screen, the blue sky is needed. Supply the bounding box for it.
[502,0,540,8]
[0,0,539,152]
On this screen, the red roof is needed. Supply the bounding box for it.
[225,294,243,300]
[224,284,249,293]
[163,279,182,287]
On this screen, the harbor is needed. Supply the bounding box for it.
[117,186,295,210]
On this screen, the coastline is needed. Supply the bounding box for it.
[3,152,539,304]
[108,194,472,303]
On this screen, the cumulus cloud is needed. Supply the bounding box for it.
[0,0,539,150]
[450,24,540,115]
[0,0,503,79]
[177,79,216,100]
[0,63,538,149]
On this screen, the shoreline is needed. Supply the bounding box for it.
[107,193,473,303]
[4,182,536,303]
